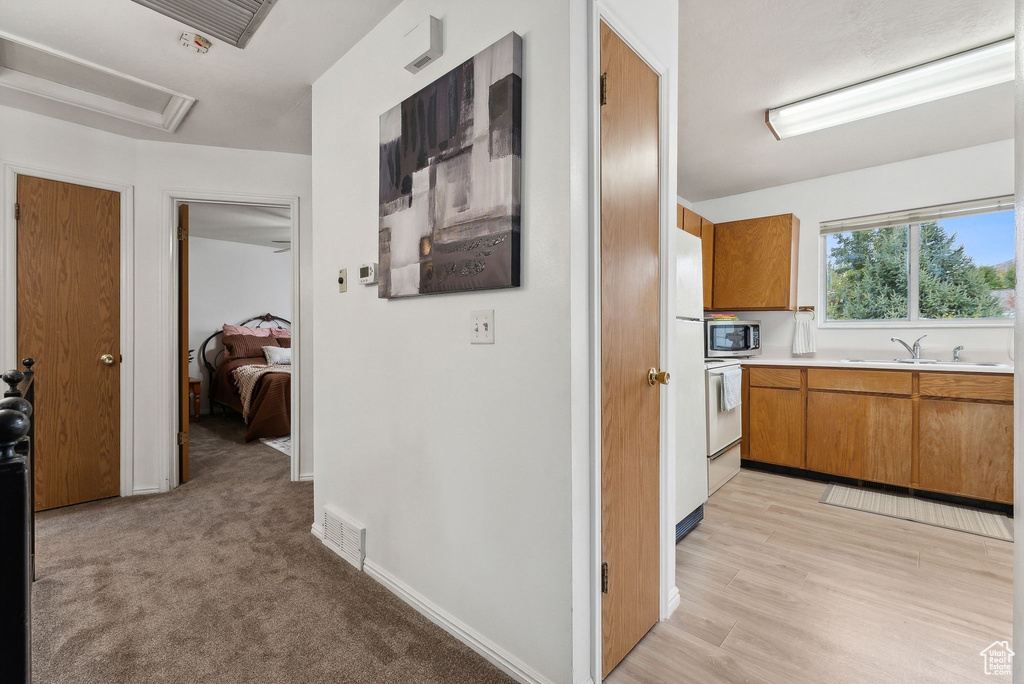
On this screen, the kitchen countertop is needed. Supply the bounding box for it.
[735,347,1014,374]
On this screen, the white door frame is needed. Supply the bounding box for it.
[587,3,678,680]
[162,189,302,485]
[0,160,136,497]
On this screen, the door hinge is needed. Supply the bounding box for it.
[600,72,608,106]
[601,562,609,594]
[177,431,189,446]
[14,202,20,221]
[177,225,188,241]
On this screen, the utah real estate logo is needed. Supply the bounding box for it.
[980,641,1014,676]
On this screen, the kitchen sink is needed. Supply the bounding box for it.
[839,358,1012,369]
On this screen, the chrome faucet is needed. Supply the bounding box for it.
[953,345,964,362]
[891,335,927,359]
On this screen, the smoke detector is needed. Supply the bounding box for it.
[180,32,211,54]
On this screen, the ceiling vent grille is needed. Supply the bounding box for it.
[131,0,278,49]
[322,505,365,571]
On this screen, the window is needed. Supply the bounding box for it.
[821,197,1015,325]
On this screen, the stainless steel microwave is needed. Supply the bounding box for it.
[705,320,761,358]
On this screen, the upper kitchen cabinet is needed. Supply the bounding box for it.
[710,213,800,311]
[676,205,716,308]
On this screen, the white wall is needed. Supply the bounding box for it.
[692,139,1016,362]
[312,1,577,681]
[313,0,677,681]
[0,104,314,486]
[188,236,292,412]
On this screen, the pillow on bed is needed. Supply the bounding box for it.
[223,324,272,337]
[275,337,291,348]
[269,328,291,339]
[223,334,278,359]
[263,345,291,365]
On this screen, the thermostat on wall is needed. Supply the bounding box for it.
[359,263,379,285]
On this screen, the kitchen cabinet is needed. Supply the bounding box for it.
[675,204,716,308]
[711,213,799,311]
[700,219,714,309]
[918,401,1012,504]
[743,365,1013,503]
[747,386,804,468]
[806,392,913,486]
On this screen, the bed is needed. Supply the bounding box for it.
[198,313,291,442]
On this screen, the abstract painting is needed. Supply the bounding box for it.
[378,32,522,299]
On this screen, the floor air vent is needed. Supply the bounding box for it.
[322,506,365,571]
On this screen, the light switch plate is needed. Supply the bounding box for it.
[338,269,348,293]
[471,310,494,344]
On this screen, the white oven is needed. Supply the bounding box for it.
[705,360,742,494]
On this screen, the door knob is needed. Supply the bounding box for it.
[648,368,670,386]
[100,354,115,366]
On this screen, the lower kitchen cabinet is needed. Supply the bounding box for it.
[743,365,1013,504]
[748,387,803,468]
[918,400,1013,504]
[806,392,913,486]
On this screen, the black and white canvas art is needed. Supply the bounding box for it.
[378,32,522,299]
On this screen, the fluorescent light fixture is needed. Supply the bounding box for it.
[765,38,1014,139]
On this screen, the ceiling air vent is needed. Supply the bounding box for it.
[131,0,278,49]
[322,505,365,571]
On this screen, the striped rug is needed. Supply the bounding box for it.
[820,484,1013,542]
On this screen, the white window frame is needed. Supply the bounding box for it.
[818,196,1015,329]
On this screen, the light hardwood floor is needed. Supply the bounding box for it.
[607,469,1013,684]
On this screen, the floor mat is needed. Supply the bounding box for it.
[820,484,1013,542]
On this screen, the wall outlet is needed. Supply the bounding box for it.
[338,269,348,293]
[471,310,494,344]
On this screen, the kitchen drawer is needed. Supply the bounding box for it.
[708,442,741,495]
[749,367,801,389]
[919,373,1013,402]
[807,368,911,396]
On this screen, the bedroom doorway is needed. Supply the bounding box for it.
[172,193,301,487]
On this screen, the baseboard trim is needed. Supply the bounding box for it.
[298,473,314,482]
[131,487,161,496]
[310,522,323,539]
[362,559,556,684]
[666,585,680,617]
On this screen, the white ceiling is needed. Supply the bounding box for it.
[188,202,291,249]
[0,0,403,154]
[679,0,1015,202]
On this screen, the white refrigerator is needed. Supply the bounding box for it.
[674,230,709,537]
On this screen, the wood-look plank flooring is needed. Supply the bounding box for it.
[607,469,1013,684]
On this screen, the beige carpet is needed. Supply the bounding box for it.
[820,484,1014,541]
[32,415,512,684]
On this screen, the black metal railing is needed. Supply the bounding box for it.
[1,358,35,683]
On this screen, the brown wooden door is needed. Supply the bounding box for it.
[178,203,190,484]
[600,21,661,678]
[17,175,120,510]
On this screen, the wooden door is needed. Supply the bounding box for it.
[600,21,661,678]
[806,392,913,485]
[17,175,119,510]
[748,387,804,468]
[178,204,190,484]
[919,400,1013,503]
[712,213,798,310]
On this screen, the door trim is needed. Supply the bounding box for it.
[0,160,136,497]
[162,189,302,487]
[587,5,678,679]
